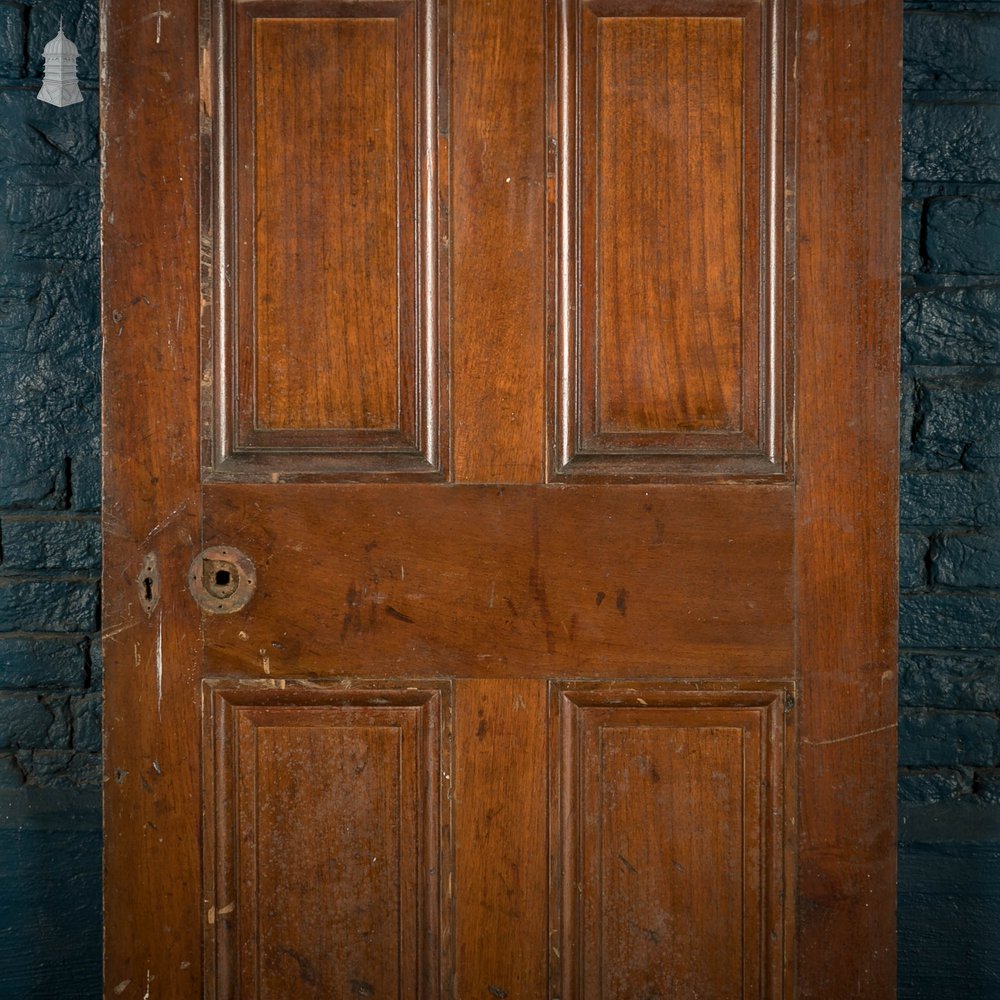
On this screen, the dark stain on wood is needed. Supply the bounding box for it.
[615,587,628,616]
[385,606,415,624]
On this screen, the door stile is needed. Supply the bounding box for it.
[794,0,901,995]
[102,0,207,996]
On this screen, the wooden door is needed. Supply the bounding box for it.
[101,0,900,997]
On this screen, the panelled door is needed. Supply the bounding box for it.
[101,0,900,996]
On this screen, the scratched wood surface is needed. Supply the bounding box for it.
[552,684,790,998]
[795,0,901,995]
[201,483,795,678]
[102,0,204,995]
[205,682,447,998]
[103,0,899,995]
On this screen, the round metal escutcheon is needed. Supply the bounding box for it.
[187,546,256,614]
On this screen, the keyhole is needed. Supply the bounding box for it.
[138,554,160,614]
[215,569,230,588]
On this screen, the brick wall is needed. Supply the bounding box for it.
[0,2,101,997]
[899,1,1000,996]
[0,2,997,997]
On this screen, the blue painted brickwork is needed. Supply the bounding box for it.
[0,0,101,794]
[900,1,1000,996]
[900,0,1000,810]
[0,1,102,997]
[0,1,997,997]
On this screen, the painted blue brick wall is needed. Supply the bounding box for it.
[0,2,101,998]
[900,1,1000,996]
[1,2,998,998]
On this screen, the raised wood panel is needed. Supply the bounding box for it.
[551,682,792,999]
[592,15,745,435]
[205,0,448,480]
[253,15,404,433]
[204,680,450,998]
[551,0,789,480]
[200,483,794,676]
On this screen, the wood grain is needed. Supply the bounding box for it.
[451,0,546,483]
[795,0,901,995]
[454,680,548,998]
[553,683,790,999]
[252,15,405,433]
[209,0,448,479]
[104,0,899,992]
[101,0,204,994]
[206,681,448,999]
[551,0,784,480]
[594,724,747,995]
[201,483,795,677]
[590,15,745,435]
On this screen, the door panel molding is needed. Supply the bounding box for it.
[549,0,791,481]
[550,681,794,999]
[203,679,452,999]
[203,0,450,481]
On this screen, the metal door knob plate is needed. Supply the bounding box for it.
[188,546,256,613]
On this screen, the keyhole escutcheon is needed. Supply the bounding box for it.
[137,553,160,615]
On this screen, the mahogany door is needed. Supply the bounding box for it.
[101,0,900,997]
